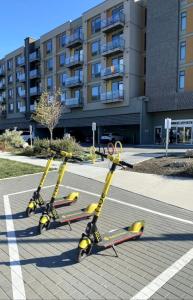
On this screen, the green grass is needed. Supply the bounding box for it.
[0,158,45,179]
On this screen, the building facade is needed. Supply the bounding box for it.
[0,0,146,144]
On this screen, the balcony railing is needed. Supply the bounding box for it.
[29,51,40,62]
[62,96,83,108]
[102,64,124,79]
[18,90,26,98]
[65,54,83,67]
[30,104,35,111]
[102,38,125,56]
[66,31,83,47]
[30,69,40,79]
[18,106,26,113]
[0,68,5,77]
[101,12,125,32]
[17,57,25,66]
[17,73,26,82]
[65,76,83,87]
[101,90,124,103]
[30,86,40,96]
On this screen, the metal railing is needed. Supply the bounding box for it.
[102,64,124,77]
[102,38,125,54]
[64,96,82,107]
[30,69,40,78]
[65,75,83,87]
[29,51,40,61]
[101,12,125,29]
[30,86,40,95]
[66,31,83,45]
[65,53,83,66]
[101,89,124,102]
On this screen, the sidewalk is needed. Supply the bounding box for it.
[1,151,193,212]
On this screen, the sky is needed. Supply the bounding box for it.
[0,0,103,59]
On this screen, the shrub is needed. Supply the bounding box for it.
[185,150,193,158]
[0,129,25,149]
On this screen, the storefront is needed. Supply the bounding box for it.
[170,119,193,144]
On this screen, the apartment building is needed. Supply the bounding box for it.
[0,0,146,143]
[143,0,193,145]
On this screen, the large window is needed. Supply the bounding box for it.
[92,85,101,101]
[46,40,52,54]
[91,62,101,78]
[91,40,100,56]
[47,76,53,89]
[179,71,185,89]
[180,12,187,31]
[8,102,14,113]
[59,33,66,48]
[46,58,53,71]
[59,53,65,66]
[7,59,13,71]
[8,88,13,98]
[91,16,101,34]
[180,41,186,61]
[8,74,13,84]
[60,73,67,86]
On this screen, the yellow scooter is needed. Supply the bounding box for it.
[77,149,144,262]
[26,148,79,217]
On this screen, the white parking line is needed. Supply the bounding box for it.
[8,184,56,196]
[63,185,193,225]
[3,195,26,300]
[131,247,193,300]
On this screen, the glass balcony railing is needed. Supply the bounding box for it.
[65,76,83,87]
[101,12,125,31]
[62,96,83,107]
[30,104,35,111]
[101,89,124,103]
[17,57,25,66]
[18,90,26,98]
[65,54,83,66]
[29,51,40,62]
[17,73,26,82]
[66,31,83,47]
[102,64,124,78]
[30,86,40,96]
[19,106,26,113]
[30,69,40,79]
[102,38,125,55]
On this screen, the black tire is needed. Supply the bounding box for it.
[77,245,92,263]
[38,220,50,235]
[26,206,35,217]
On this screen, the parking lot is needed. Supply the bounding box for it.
[1,171,193,299]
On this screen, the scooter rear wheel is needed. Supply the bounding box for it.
[77,245,92,263]
[38,220,51,235]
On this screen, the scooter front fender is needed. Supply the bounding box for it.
[40,215,50,225]
[79,237,91,249]
[28,201,36,209]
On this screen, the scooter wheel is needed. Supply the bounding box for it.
[38,220,50,235]
[26,207,35,217]
[77,245,92,263]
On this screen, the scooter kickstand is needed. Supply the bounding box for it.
[68,221,72,231]
[112,245,118,258]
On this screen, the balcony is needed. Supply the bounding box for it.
[61,95,83,108]
[30,104,35,111]
[18,90,26,98]
[29,51,40,62]
[0,68,5,77]
[17,57,25,67]
[65,76,83,88]
[102,38,125,56]
[30,69,40,79]
[66,31,83,48]
[65,54,83,68]
[0,82,6,90]
[30,86,40,96]
[101,64,124,80]
[101,90,124,103]
[17,73,26,82]
[101,13,125,33]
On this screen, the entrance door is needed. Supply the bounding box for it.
[154,126,162,144]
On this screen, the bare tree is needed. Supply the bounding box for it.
[32,90,62,142]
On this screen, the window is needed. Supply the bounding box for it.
[92,85,101,101]
[8,102,14,113]
[60,73,67,86]
[8,74,13,84]
[59,33,66,48]
[112,81,123,97]
[8,88,13,98]
[46,40,52,54]
[91,40,100,56]
[179,71,185,89]
[7,59,13,71]
[74,68,83,80]
[47,76,53,89]
[74,89,81,99]
[112,5,123,21]
[180,41,186,60]
[92,62,101,78]
[46,58,53,71]
[91,16,101,34]
[181,12,187,31]
[59,53,65,66]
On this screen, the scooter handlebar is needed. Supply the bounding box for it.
[71,156,83,162]
[95,151,133,169]
[95,151,108,159]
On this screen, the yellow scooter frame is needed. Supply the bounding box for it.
[77,150,144,262]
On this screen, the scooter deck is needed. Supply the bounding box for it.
[53,197,77,209]
[98,226,143,248]
[58,208,92,224]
